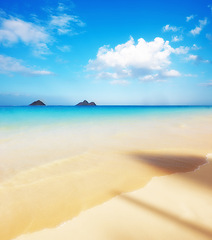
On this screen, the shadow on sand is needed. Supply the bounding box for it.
[110,151,212,239]
[129,151,212,189]
[114,192,212,239]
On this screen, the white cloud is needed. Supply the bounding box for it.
[186,15,195,22]
[190,27,201,36]
[163,24,180,32]
[0,55,54,76]
[88,37,185,82]
[88,37,172,71]
[0,17,51,55]
[199,18,207,25]
[191,44,201,50]
[138,70,180,82]
[0,17,49,44]
[172,46,190,54]
[31,70,53,75]
[187,54,210,63]
[190,18,208,36]
[0,7,85,56]
[171,35,183,42]
[49,14,85,34]
[162,69,181,77]
[187,54,198,61]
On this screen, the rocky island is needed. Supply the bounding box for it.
[76,100,96,106]
[29,100,46,106]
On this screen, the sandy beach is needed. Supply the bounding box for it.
[0,107,212,240]
[15,154,212,240]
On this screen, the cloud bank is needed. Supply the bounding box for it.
[0,17,50,55]
[49,13,85,35]
[0,55,54,76]
[0,3,85,56]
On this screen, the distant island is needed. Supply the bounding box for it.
[28,100,96,106]
[76,100,96,106]
[29,100,46,106]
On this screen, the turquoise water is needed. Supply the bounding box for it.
[1,106,212,129]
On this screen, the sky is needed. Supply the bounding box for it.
[0,0,212,105]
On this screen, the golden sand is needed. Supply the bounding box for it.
[0,112,212,240]
[13,155,212,240]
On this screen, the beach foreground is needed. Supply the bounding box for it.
[15,154,212,240]
[0,106,212,240]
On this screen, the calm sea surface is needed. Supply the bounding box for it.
[1,106,212,128]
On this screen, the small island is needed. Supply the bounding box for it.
[29,100,46,106]
[76,100,96,106]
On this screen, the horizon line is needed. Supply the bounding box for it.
[1,104,212,107]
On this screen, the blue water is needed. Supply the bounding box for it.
[0,106,212,129]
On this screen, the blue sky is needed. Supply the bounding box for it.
[0,0,212,105]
